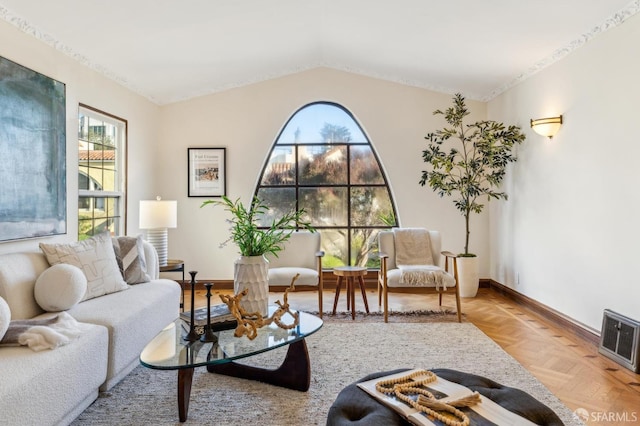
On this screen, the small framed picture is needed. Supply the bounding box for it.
[188,148,226,197]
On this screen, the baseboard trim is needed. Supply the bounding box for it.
[182,275,494,291]
[180,275,600,346]
[488,280,600,347]
[180,280,233,290]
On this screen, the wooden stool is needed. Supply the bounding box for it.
[332,266,369,320]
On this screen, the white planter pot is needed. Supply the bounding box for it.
[234,255,270,316]
[457,256,479,298]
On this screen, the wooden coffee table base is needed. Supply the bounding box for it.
[208,338,311,390]
[176,339,311,422]
[177,368,194,422]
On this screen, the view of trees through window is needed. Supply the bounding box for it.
[256,102,397,268]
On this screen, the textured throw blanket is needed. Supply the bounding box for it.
[396,265,449,289]
[393,228,434,266]
[393,228,448,290]
[0,312,84,351]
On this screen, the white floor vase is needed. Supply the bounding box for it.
[234,255,269,316]
[457,256,479,297]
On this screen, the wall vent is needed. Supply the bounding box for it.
[599,309,640,373]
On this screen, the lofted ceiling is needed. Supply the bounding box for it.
[0,0,637,105]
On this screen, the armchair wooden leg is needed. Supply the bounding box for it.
[318,287,323,319]
[455,289,462,323]
[383,285,389,323]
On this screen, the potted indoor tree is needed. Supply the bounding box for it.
[419,93,525,297]
[202,195,313,314]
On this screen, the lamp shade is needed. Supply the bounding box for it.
[530,115,563,139]
[140,199,177,229]
[139,197,177,267]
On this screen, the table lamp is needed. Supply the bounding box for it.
[139,196,177,267]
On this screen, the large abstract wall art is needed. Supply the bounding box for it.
[0,56,66,242]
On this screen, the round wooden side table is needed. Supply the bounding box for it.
[332,266,370,320]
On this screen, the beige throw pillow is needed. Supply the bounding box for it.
[39,233,129,301]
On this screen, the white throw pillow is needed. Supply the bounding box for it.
[39,232,129,301]
[0,296,10,341]
[34,264,88,312]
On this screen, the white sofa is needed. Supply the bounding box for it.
[0,240,180,426]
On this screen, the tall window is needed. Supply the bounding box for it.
[256,102,397,268]
[78,105,126,240]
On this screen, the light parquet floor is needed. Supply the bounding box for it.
[462,290,640,421]
[186,286,640,424]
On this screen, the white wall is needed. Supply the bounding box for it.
[0,18,160,255]
[488,13,640,330]
[157,68,491,281]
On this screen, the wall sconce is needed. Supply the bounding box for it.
[139,196,177,267]
[530,115,563,139]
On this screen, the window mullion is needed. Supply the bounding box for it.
[256,101,397,269]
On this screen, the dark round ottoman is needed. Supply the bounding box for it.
[326,368,565,426]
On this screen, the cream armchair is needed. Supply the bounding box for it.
[378,229,461,322]
[267,231,324,317]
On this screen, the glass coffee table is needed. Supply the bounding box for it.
[140,307,323,422]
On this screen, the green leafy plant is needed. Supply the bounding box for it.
[419,93,526,256]
[201,195,314,257]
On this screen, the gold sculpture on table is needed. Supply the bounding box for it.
[220,274,300,340]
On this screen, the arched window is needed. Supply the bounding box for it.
[255,102,397,268]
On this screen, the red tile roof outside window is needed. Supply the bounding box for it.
[78,150,116,161]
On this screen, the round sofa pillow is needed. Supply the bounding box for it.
[0,296,10,341]
[34,264,88,312]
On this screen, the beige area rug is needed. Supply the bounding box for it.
[72,323,580,426]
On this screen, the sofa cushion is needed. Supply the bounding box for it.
[67,279,180,390]
[0,296,10,340]
[0,322,108,426]
[34,264,87,312]
[112,235,150,284]
[269,267,319,286]
[0,252,49,320]
[39,232,129,301]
